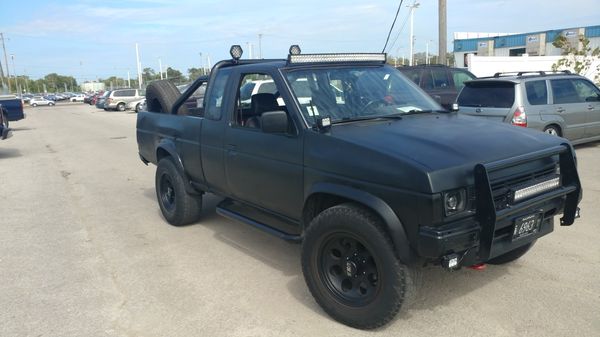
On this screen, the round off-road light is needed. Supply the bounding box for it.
[289,45,301,55]
[230,45,243,60]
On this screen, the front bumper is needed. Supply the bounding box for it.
[418,144,581,265]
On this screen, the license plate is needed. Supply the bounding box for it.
[512,213,542,240]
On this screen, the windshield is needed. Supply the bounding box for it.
[284,65,440,125]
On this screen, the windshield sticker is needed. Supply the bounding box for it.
[383,74,390,80]
[307,105,319,116]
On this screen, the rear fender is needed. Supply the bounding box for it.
[156,140,200,195]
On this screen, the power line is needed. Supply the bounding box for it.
[382,0,405,53]
[387,10,411,54]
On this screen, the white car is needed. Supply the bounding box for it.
[30,96,55,107]
[126,98,146,113]
[70,94,85,102]
[240,79,311,106]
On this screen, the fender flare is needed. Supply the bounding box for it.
[156,140,199,195]
[306,182,416,264]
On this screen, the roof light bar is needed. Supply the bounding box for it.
[513,177,560,203]
[288,53,386,64]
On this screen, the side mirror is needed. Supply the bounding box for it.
[450,103,459,112]
[261,110,289,133]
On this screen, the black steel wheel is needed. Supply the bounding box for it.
[302,203,417,329]
[155,158,202,226]
[318,233,381,306]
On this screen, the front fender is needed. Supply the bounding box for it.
[306,182,417,265]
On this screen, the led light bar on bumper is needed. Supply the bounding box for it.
[288,53,386,64]
[513,177,560,202]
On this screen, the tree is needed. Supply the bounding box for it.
[142,67,158,82]
[165,67,185,83]
[552,35,600,84]
[188,67,205,81]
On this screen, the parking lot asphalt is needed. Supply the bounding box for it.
[0,103,599,337]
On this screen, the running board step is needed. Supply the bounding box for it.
[216,201,301,242]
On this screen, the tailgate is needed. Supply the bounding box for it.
[457,80,516,123]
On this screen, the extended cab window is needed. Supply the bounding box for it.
[234,73,287,130]
[204,68,232,120]
[458,81,515,108]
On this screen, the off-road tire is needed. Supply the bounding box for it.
[1,109,8,128]
[487,240,536,265]
[146,80,188,115]
[301,203,416,329]
[155,158,202,226]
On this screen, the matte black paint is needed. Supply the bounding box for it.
[136,59,582,266]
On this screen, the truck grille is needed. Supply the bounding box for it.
[490,165,558,210]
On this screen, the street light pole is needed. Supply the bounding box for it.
[10,54,21,95]
[158,57,163,80]
[407,1,420,66]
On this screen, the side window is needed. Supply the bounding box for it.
[124,89,136,97]
[431,68,450,89]
[233,73,286,129]
[451,70,475,91]
[113,91,123,97]
[422,69,434,90]
[551,79,580,104]
[525,80,548,105]
[572,79,600,102]
[204,68,232,120]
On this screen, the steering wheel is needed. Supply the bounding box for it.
[359,98,389,115]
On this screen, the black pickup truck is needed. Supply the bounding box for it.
[136,46,582,329]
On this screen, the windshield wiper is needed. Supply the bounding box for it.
[332,114,404,124]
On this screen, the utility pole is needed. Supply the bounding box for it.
[258,33,263,59]
[426,41,429,65]
[407,1,420,66]
[207,54,212,72]
[135,43,143,89]
[127,70,131,88]
[158,58,163,80]
[0,53,5,90]
[1,33,11,92]
[438,0,447,66]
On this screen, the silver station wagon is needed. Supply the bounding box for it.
[456,71,600,145]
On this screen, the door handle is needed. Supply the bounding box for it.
[226,144,237,153]
[556,107,565,113]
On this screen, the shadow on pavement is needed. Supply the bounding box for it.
[186,193,509,325]
[0,148,22,159]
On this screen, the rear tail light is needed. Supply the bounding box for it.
[107,98,113,103]
[511,106,527,127]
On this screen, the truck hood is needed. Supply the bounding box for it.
[310,112,566,193]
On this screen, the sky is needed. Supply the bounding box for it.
[0,0,598,82]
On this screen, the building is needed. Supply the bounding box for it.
[453,25,600,68]
[81,81,106,92]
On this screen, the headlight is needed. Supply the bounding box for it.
[443,189,466,216]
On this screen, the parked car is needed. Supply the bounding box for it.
[126,98,146,113]
[457,71,600,145]
[83,94,94,104]
[178,77,208,110]
[70,94,85,102]
[136,46,582,329]
[95,91,111,109]
[397,64,476,110]
[30,96,56,107]
[0,94,25,122]
[105,88,144,111]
